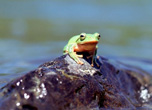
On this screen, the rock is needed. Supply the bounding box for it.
[0,54,151,110]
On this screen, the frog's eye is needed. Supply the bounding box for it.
[80,33,86,40]
[95,33,101,40]
[98,34,101,40]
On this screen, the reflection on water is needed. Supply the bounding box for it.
[0,0,152,86]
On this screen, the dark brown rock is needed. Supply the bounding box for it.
[0,55,151,110]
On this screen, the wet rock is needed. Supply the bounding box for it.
[0,55,151,110]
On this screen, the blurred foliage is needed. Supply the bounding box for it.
[0,0,152,56]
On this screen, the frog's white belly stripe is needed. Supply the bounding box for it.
[69,44,75,53]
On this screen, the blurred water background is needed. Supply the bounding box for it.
[0,0,152,87]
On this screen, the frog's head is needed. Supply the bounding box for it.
[76,33,100,44]
[76,33,101,51]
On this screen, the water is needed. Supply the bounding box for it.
[0,0,152,87]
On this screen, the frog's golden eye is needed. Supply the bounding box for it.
[98,34,101,40]
[95,33,100,40]
[80,33,86,40]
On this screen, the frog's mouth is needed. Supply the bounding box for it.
[77,41,98,52]
[79,41,98,45]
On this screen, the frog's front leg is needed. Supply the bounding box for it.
[68,44,84,65]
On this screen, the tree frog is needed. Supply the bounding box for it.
[63,33,100,66]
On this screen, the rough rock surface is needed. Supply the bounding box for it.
[0,55,151,110]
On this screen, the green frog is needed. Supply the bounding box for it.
[63,33,100,66]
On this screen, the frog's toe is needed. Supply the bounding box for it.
[96,63,100,67]
[78,61,84,65]
[95,60,100,67]
[97,55,100,59]
[77,54,83,58]
[87,55,93,59]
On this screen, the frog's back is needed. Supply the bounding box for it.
[63,35,79,52]
[67,35,79,44]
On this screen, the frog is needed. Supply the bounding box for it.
[63,32,100,66]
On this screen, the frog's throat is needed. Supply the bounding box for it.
[75,41,98,52]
